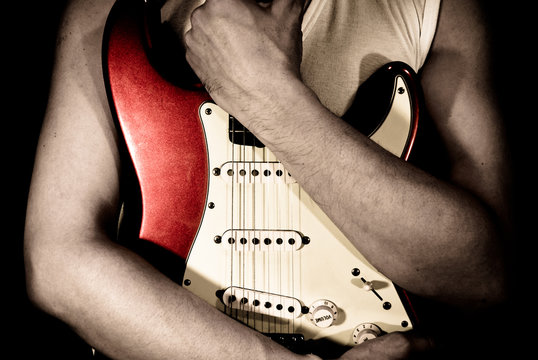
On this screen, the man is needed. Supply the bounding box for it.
[24,0,511,358]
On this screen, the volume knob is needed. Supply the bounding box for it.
[353,323,382,344]
[308,300,338,328]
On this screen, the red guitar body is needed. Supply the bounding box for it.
[104,0,210,259]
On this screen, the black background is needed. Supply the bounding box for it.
[5,1,532,358]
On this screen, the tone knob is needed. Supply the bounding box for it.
[308,300,338,328]
[353,323,382,344]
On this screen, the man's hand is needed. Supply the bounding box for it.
[185,0,308,127]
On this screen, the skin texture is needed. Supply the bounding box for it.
[24,0,511,358]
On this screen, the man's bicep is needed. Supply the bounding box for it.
[26,0,120,238]
[420,0,511,216]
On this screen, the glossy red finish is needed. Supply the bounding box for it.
[399,65,420,161]
[104,0,210,259]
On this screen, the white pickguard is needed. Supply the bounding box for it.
[183,76,414,346]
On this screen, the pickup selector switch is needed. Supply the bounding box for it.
[308,300,338,328]
[353,323,382,344]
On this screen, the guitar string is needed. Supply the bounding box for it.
[282,171,286,334]
[276,156,281,334]
[284,167,289,335]
[261,140,268,330]
[264,134,270,333]
[248,123,254,327]
[238,118,254,328]
[247,122,258,329]
[240,119,245,323]
[289,159,295,334]
[270,145,275,333]
[240,118,247,324]
[230,114,235,320]
[290,168,295,335]
[249,125,255,330]
[282,158,288,333]
[242,118,248,326]
[274,171,278,334]
[263,129,270,333]
[251,125,258,330]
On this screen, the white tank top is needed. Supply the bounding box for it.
[301,0,440,116]
[164,0,440,117]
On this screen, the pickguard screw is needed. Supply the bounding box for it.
[351,268,360,276]
[398,87,405,94]
[208,202,215,209]
[184,279,191,286]
[212,168,221,176]
[205,108,212,115]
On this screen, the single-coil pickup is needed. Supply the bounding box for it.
[217,161,296,184]
[216,229,307,251]
[218,287,303,319]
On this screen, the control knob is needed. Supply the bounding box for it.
[353,323,382,344]
[308,299,338,328]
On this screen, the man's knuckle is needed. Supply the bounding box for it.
[184,30,193,47]
[190,8,203,28]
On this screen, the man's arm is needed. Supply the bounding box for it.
[24,1,309,359]
[185,0,510,307]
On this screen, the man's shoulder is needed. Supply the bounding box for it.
[60,0,117,36]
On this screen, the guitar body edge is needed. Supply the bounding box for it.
[104,0,210,259]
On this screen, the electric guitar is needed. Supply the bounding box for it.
[103,0,419,352]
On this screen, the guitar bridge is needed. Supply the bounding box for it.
[265,333,306,352]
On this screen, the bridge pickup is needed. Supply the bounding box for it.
[219,229,306,251]
[219,161,296,184]
[217,287,303,319]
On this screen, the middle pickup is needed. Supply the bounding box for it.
[216,229,308,252]
[217,161,296,184]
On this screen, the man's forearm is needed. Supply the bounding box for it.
[241,81,505,307]
[183,0,507,308]
[26,232,306,360]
